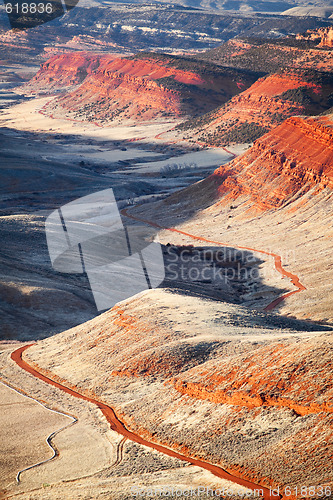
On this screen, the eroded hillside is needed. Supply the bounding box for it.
[179,115,333,210]
[23,290,332,496]
[20,52,107,93]
[177,71,333,146]
[297,26,333,48]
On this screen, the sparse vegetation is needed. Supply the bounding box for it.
[201,34,333,74]
[198,121,269,146]
[224,122,269,144]
[279,87,314,106]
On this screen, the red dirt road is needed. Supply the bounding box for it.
[120,209,306,311]
[12,345,279,499]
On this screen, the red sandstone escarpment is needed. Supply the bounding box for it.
[162,115,333,216]
[169,338,333,416]
[49,58,186,122]
[208,115,333,210]
[182,72,322,146]
[22,51,255,123]
[19,52,105,94]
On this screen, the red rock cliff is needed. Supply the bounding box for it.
[170,115,333,213]
[185,72,322,146]
[212,115,333,210]
[21,52,106,93]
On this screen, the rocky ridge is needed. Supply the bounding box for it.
[202,36,333,74]
[171,115,333,211]
[211,115,333,209]
[19,52,105,93]
[319,27,333,47]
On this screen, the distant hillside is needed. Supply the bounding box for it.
[0,3,332,65]
[88,0,333,16]
[175,30,333,146]
[200,35,333,74]
[282,5,333,17]
[41,0,333,16]
[176,70,333,146]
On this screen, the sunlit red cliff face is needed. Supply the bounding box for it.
[21,51,255,123]
[172,115,333,213]
[212,116,333,210]
[20,52,106,93]
[319,27,333,48]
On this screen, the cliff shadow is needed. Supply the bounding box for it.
[1,126,331,341]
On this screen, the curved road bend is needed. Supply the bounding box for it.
[120,209,306,312]
[12,345,278,500]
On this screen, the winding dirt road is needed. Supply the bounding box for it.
[121,209,306,311]
[12,345,278,500]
